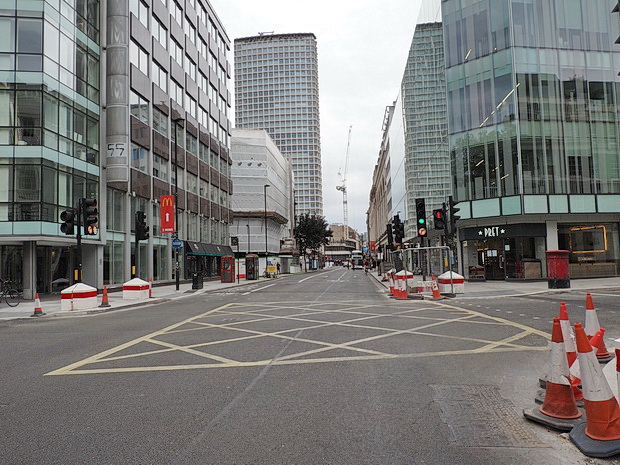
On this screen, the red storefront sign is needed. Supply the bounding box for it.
[160,195,175,233]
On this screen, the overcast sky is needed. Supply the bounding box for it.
[210,0,424,233]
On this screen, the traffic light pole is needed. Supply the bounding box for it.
[75,198,83,283]
[133,232,138,279]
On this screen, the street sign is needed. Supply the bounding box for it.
[160,195,175,233]
[172,238,183,249]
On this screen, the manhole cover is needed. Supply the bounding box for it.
[431,385,546,448]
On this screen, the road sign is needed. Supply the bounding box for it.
[172,238,183,249]
[160,195,175,233]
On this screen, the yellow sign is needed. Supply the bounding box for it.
[266,265,277,274]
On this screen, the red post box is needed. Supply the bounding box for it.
[545,250,570,289]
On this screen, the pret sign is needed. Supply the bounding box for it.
[160,195,175,233]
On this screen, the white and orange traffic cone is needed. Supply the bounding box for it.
[585,293,613,363]
[99,285,111,308]
[430,274,444,300]
[569,322,620,458]
[30,293,45,317]
[558,302,583,402]
[524,318,582,431]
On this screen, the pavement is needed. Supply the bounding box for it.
[0,276,273,321]
[1,269,619,321]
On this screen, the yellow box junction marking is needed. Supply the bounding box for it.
[46,300,550,376]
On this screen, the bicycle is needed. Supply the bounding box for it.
[0,280,20,307]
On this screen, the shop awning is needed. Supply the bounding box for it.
[185,241,207,255]
[185,242,234,256]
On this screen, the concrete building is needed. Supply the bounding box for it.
[234,33,323,217]
[367,104,398,260]
[229,128,294,272]
[0,0,234,296]
[324,224,360,264]
[443,0,620,280]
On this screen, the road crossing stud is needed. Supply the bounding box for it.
[99,285,111,308]
[524,317,582,431]
[569,322,620,458]
[30,293,45,317]
[585,293,613,363]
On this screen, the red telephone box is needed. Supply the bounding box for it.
[221,256,235,283]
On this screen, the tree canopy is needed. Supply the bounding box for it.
[294,214,332,268]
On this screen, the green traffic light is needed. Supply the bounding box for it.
[418,218,425,224]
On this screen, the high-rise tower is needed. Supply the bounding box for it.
[234,33,323,217]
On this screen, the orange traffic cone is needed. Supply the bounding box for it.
[569,322,620,458]
[524,318,582,430]
[99,285,111,308]
[430,274,444,300]
[558,302,583,401]
[30,293,45,317]
[585,293,613,363]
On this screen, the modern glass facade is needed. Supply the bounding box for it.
[442,0,620,279]
[0,0,234,295]
[234,33,323,217]
[0,0,101,297]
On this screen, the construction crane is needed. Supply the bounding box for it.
[336,125,352,236]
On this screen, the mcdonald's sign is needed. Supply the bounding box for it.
[160,195,175,233]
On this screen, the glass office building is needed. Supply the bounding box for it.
[0,0,233,295]
[0,0,101,298]
[442,0,620,279]
[234,33,323,217]
[402,19,450,241]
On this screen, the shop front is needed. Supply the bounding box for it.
[558,223,620,278]
[185,241,234,279]
[461,224,547,280]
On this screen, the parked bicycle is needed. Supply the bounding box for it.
[0,279,20,307]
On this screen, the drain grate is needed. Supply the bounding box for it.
[431,385,546,448]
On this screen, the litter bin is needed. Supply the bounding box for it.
[546,250,570,289]
[192,272,203,290]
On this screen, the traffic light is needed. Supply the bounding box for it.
[448,195,460,234]
[82,198,98,235]
[415,198,427,237]
[60,208,76,235]
[386,223,394,247]
[433,207,446,230]
[135,210,150,241]
[393,215,405,244]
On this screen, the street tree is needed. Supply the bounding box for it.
[295,214,332,271]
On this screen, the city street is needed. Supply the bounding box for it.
[1,269,619,464]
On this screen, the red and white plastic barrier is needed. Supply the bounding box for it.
[61,283,98,311]
[437,271,465,294]
[123,278,150,300]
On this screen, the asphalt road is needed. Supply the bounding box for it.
[1,269,618,465]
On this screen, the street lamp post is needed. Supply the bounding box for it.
[172,113,185,291]
[264,184,270,261]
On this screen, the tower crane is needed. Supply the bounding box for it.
[336,125,352,236]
